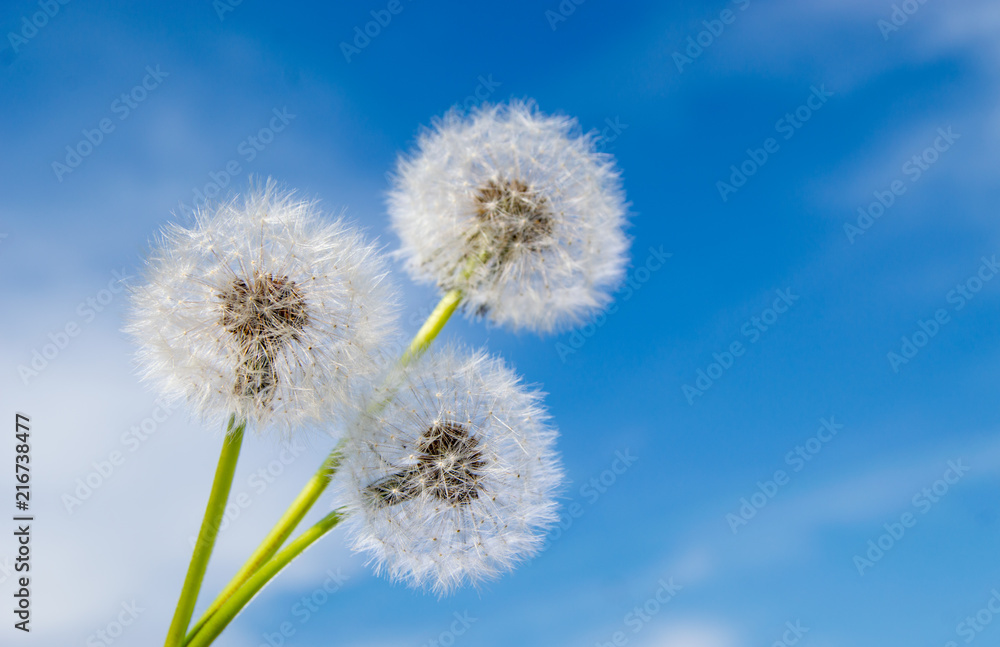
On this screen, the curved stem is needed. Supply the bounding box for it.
[164,416,246,647]
[185,288,462,643]
[400,287,463,366]
[184,443,343,642]
[185,509,344,647]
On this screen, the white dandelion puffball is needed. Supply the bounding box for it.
[389,100,630,333]
[127,182,397,433]
[340,346,562,593]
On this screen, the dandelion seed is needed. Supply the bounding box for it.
[389,100,630,333]
[340,346,563,593]
[126,180,397,433]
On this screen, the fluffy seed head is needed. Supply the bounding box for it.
[340,346,562,593]
[126,181,397,434]
[389,100,630,332]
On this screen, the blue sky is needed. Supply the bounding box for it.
[2,1,1000,645]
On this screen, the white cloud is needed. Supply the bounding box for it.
[655,431,1000,586]
[0,309,364,644]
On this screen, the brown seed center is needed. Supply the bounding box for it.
[366,421,487,507]
[218,273,308,400]
[473,178,552,251]
[220,273,308,344]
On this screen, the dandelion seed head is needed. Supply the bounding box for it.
[126,180,397,434]
[340,346,563,593]
[389,100,630,333]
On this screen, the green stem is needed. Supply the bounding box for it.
[184,287,463,643]
[185,510,345,647]
[184,444,343,642]
[164,416,246,647]
[400,287,463,366]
